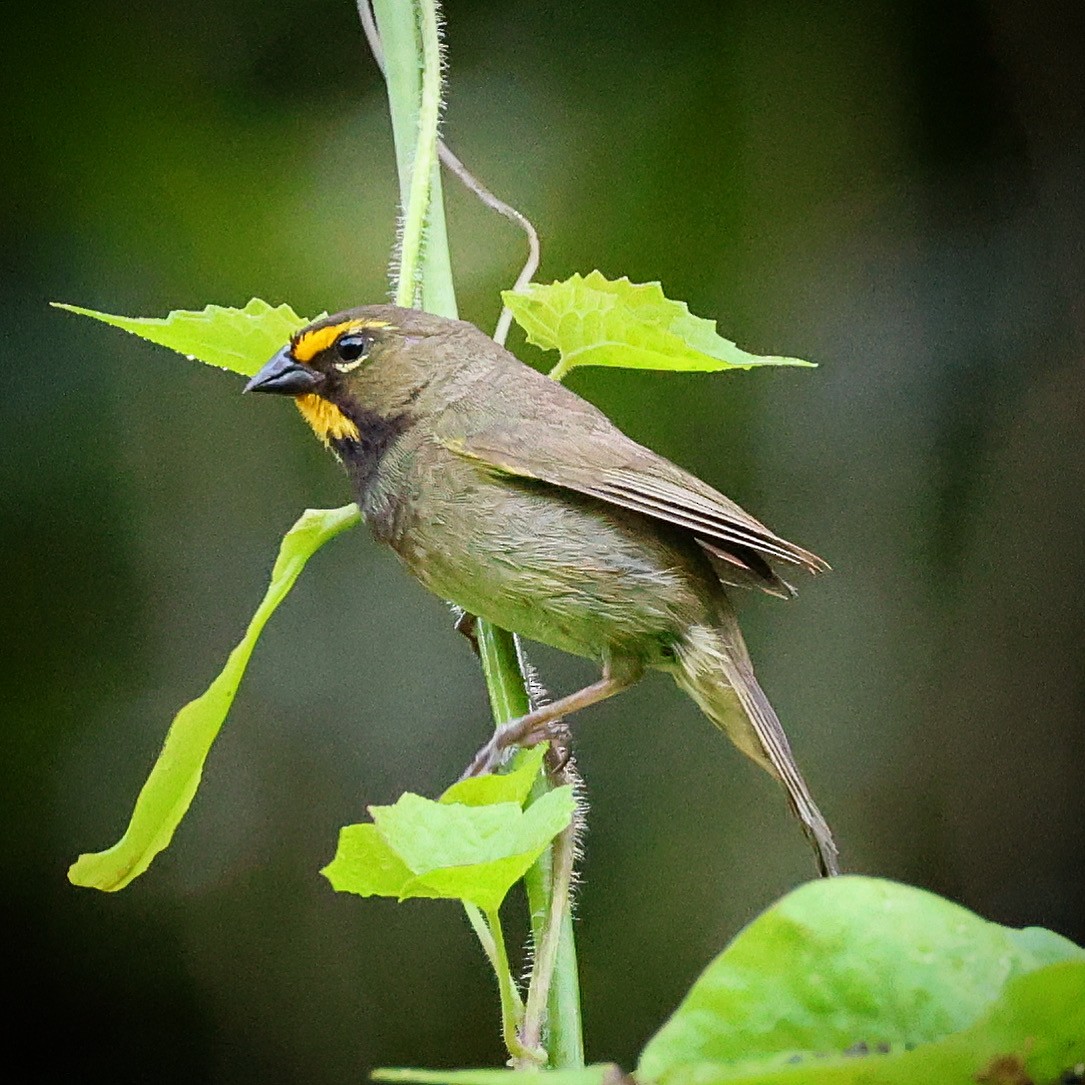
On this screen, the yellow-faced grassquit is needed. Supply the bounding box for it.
[245,305,839,876]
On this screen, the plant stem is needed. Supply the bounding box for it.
[394,7,440,307]
[478,617,586,1065]
[548,357,573,383]
[370,0,455,317]
[358,0,540,329]
[475,620,531,721]
[522,822,578,1056]
[515,664,585,1067]
[486,906,545,1067]
[368,0,583,1067]
[464,902,535,1066]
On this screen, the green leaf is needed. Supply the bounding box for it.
[320,823,417,899]
[638,877,1085,1083]
[372,1067,617,1085]
[69,504,361,891]
[51,298,310,377]
[502,272,813,379]
[1004,923,1085,967]
[438,744,548,808]
[322,786,575,912]
[640,964,1085,1085]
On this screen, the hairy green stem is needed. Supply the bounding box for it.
[464,902,531,1065]
[370,0,455,316]
[369,0,583,1067]
[475,621,531,721]
[524,789,584,1065]
[357,0,540,329]
[508,653,584,1067]
[522,822,577,1055]
[486,907,545,1067]
[392,3,440,307]
[478,623,584,1065]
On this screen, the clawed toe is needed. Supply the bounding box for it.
[460,720,567,781]
[453,609,480,656]
[458,670,626,782]
[460,737,502,780]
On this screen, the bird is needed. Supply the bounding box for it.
[244,305,840,876]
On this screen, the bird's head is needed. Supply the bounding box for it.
[245,305,467,448]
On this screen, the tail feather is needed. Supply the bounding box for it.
[674,618,840,877]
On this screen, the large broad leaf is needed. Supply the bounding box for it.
[502,272,813,379]
[321,785,575,912]
[373,968,1085,1085]
[638,877,1085,1083]
[52,298,310,376]
[638,964,1085,1084]
[69,504,360,891]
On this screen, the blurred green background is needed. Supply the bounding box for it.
[3,0,1083,1080]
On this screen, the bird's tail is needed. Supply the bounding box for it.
[673,611,840,877]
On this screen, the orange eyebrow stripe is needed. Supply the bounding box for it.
[291,319,393,363]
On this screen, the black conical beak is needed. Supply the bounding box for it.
[244,349,322,395]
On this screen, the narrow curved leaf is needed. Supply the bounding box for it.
[51,298,310,376]
[502,272,813,378]
[69,504,361,891]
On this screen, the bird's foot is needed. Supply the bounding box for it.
[459,670,628,780]
[453,609,480,656]
[461,735,505,779]
[545,722,574,776]
[460,714,560,780]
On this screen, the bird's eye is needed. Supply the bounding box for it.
[335,334,370,367]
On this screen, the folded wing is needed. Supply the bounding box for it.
[437,401,827,598]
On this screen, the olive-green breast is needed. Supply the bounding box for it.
[367,435,718,666]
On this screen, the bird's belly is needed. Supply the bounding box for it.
[387,481,711,665]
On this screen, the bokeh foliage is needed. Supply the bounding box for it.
[4,0,1084,1081]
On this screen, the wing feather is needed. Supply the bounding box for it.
[434,367,827,593]
[596,473,824,569]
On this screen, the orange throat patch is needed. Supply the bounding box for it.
[294,394,360,446]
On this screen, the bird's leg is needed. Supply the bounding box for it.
[518,656,574,776]
[462,666,634,779]
[452,608,480,656]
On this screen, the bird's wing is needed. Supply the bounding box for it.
[437,406,827,593]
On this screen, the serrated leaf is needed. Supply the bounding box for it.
[502,272,813,378]
[52,298,310,377]
[438,744,548,808]
[638,877,1085,1082]
[382,787,575,911]
[325,787,575,912]
[320,824,417,898]
[69,504,360,891]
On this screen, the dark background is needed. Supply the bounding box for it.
[3,0,1083,1080]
